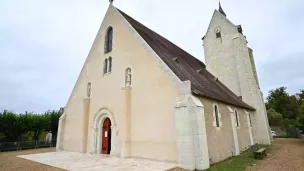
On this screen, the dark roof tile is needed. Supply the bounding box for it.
[117,8,255,110]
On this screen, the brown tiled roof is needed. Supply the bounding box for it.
[117,8,255,110]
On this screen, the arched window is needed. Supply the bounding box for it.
[87,82,91,98]
[235,110,239,127]
[104,27,113,53]
[108,57,112,72]
[249,113,252,127]
[214,105,220,127]
[125,68,131,87]
[104,58,108,74]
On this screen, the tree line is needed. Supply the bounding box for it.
[266,87,304,131]
[0,110,61,142]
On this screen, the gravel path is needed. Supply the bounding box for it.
[0,148,65,171]
[1,139,303,171]
[247,138,304,171]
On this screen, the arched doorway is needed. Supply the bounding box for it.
[92,108,116,155]
[101,117,111,154]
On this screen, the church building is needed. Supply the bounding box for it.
[56,2,271,170]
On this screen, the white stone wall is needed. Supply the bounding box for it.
[60,4,181,162]
[56,113,66,151]
[227,106,240,156]
[231,32,271,145]
[201,97,254,164]
[203,10,271,145]
[203,10,242,97]
[174,81,210,170]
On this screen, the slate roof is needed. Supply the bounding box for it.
[117,8,255,110]
[219,2,227,17]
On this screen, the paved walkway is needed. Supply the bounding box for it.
[0,148,64,171]
[18,151,177,171]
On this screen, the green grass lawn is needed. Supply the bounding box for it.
[203,145,270,171]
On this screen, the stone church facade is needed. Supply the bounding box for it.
[56,2,271,170]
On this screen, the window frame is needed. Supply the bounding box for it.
[87,82,91,98]
[235,109,240,127]
[108,57,112,73]
[104,58,108,74]
[214,105,220,127]
[104,26,113,54]
[212,103,222,129]
[216,32,221,39]
[249,113,252,127]
[125,68,132,87]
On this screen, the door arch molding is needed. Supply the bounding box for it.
[91,108,116,154]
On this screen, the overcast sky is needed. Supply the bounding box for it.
[1,0,303,113]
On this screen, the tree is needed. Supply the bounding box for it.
[267,108,283,126]
[15,113,30,141]
[266,87,298,119]
[296,89,304,105]
[295,90,304,131]
[286,95,299,119]
[0,110,18,142]
[29,114,48,141]
[47,110,61,138]
[265,87,304,131]
[266,87,289,112]
[297,103,304,131]
[0,109,61,142]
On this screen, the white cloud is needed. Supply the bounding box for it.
[0,0,303,112]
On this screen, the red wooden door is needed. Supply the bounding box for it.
[101,118,111,154]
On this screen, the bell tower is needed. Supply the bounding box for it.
[203,3,271,145]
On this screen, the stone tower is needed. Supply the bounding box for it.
[203,3,271,144]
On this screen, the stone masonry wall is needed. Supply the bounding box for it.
[203,10,271,145]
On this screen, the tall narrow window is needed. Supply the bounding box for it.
[104,27,113,53]
[214,105,220,127]
[104,58,108,74]
[235,110,239,127]
[249,113,252,127]
[125,68,131,87]
[87,82,91,98]
[108,57,112,72]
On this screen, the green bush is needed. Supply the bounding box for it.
[0,110,61,142]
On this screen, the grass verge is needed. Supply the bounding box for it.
[202,145,271,171]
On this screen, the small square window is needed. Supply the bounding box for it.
[216,32,221,39]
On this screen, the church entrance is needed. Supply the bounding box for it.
[101,117,111,154]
